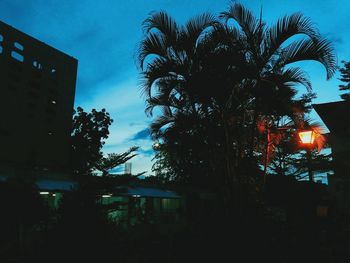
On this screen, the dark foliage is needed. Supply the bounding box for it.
[70,107,113,176]
[22,185,122,262]
[138,2,336,221]
[338,60,350,100]
[0,179,49,261]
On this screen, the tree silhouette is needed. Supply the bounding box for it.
[70,107,113,176]
[338,60,350,100]
[138,2,336,218]
[70,107,143,178]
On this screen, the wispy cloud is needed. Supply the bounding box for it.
[129,128,150,141]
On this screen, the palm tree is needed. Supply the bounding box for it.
[137,3,337,216]
[219,2,337,156]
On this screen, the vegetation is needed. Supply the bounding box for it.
[338,60,350,100]
[70,107,113,176]
[0,2,342,262]
[70,107,141,178]
[138,2,336,218]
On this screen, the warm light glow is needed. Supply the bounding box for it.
[153,142,161,150]
[39,191,49,195]
[298,130,317,144]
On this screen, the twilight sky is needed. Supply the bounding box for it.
[1,0,349,175]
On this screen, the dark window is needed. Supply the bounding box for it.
[29,81,41,90]
[33,60,42,70]
[45,107,56,116]
[14,42,24,51]
[27,102,37,109]
[0,34,3,54]
[11,51,24,62]
[27,91,39,99]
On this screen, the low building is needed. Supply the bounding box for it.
[313,101,350,215]
[101,186,182,225]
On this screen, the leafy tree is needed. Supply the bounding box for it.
[70,107,142,178]
[266,127,332,180]
[339,60,350,100]
[70,107,113,176]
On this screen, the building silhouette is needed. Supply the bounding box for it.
[0,21,77,178]
[314,101,350,214]
[124,162,132,174]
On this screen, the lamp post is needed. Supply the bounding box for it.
[298,130,318,182]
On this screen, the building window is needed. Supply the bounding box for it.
[49,98,57,105]
[0,34,3,54]
[11,51,24,62]
[33,60,43,70]
[14,42,24,51]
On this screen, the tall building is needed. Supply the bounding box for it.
[0,21,77,177]
[124,162,132,174]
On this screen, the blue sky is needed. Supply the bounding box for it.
[1,0,349,175]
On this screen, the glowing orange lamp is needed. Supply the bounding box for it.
[298,130,317,145]
[298,130,317,182]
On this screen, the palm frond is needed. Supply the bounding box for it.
[279,38,337,79]
[280,67,312,91]
[220,2,259,37]
[150,114,175,137]
[181,12,217,53]
[137,32,168,69]
[142,11,178,42]
[145,93,181,117]
[265,12,319,62]
[140,57,178,97]
[199,23,240,54]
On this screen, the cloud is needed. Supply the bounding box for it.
[138,148,155,157]
[130,128,150,141]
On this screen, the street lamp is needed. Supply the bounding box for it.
[298,130,318,182]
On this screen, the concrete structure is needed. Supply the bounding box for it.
[0,21,77,177]
[313,101,350,214]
